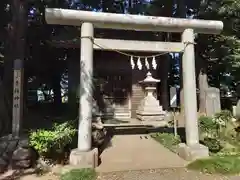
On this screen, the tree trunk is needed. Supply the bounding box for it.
[68,56,79,118]
[178,0,186,114]
[159,54,171,110]
[12,0,27,135]
[0,0,27,135]
[159,1,174,111]
[52,74,62,106]
[1,5,15,135]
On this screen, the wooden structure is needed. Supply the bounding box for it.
[49,30,176,119]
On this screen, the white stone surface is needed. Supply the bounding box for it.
[177,143,209,161]
[45,8,223,34]
[69,148,98,168]
[182,29,199,146]
[94,39,185,52]
[78,23,94,151]
[136,72,165,122]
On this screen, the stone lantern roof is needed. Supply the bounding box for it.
[139,72,160,84]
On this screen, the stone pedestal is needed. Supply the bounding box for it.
[136,72,166,124]
[177,143,209,161]
[69,148,98,168]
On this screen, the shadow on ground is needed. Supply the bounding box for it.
[105,126,186,141]
[98,126,186,157]
[0,169,46,180]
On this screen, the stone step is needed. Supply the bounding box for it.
[114,113,131,119]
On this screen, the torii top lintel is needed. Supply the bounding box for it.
[45,8,223,34]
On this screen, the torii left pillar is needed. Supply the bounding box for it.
[69,22,98,168]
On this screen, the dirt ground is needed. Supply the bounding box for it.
[96,168,240,180]
[1,168,239,180]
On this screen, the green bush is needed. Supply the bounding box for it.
[201,137,222,153]
[199,116,218,137]
[60,169,97,180]
[151,133,181,152]
[29,121,76,157]
[214,110,237,139]
[214,110,233,124]
[187,156,240,174]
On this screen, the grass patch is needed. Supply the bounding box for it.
[151,133,181,152]
[187,156,240,175]
[60,168,97,180]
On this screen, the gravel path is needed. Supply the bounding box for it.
[1,168,239,180]
[97,168,240,180]
[97,134,187,172]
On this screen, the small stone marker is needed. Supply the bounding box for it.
[205,87,221,117]
[170,87,177,108]
[170,87,178,136]
[12,59,24,137]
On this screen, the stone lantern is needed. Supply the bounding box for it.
[136,72,166,125]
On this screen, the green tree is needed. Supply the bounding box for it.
[196,0,240,95]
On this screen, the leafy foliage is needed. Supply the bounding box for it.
[196,0,240,90]
[60,169,97,180]
[214,110,233,124]
[201,137,223,153]
[199,116,218,138]
[29,121,76,156]
[188,155,240,175]
[199,110,240,157]
[151,133,181,152]
[199,110,235,138]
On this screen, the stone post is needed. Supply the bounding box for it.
[69,22,98,168]
[78,22,94,151]
[12,59,24,137]
[177,29,209,160]
[182,29,199,146]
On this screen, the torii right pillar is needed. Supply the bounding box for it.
[177,29,209,160]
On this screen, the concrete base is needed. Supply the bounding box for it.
[177,143,209,161]
[69,148,98,168]
[140,119,167,127]
[136,112,166,127]
[136,112,165,121]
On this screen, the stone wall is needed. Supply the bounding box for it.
[0,134,37,173]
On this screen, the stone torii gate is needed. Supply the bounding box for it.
[45,8,223,166]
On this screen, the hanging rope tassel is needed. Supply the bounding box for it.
[130,56,135,69]
[137,57,142,70]
[152,56,157,70]
[145,57,150,70]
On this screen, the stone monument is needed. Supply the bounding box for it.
[205,87,221,117]
[234,84,240,119]
[136,72,166,126]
